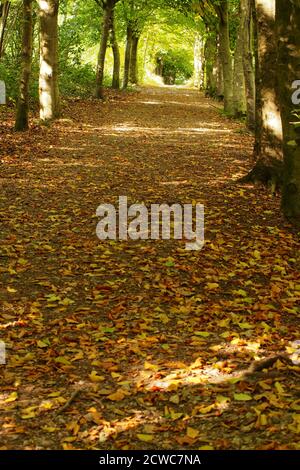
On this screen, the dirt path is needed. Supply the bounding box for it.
[0,87,300,450]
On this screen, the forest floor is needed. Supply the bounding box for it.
[0,86,300,450]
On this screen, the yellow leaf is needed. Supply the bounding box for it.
[169,394,180,404]
[144,362,159,371]
[21,409,37,419]
[194,331,211,338]
[291,401,300,411]
[46,294,61,302]
[137,434,154,442]
[258,380,272,390]
[42,426,58,433]
[260,414,268,426]
[160,314,170,324]
[7,287,17,293]
[55,356,72,366]
[89,370,105,383]
[197,404,215,414]
[219,319,231,328]
[216,395,229,404]
[59,298,75,306]
[187,427,199,439]
[205,283,219,290]
[111,372,122,379]
[71,351,84,362]
[63,437,77,443]
[170,409,183,420]
[107,390,125,402]
[5,391,18,403]
[8,267,17,275]
[62,443,75,450]
[37,340,49,348]
[238,322,254,330]
[40,400,54,410]
[274,381,284,394]
[198,445,214,450]
[48,391,61,397]
[233,289,247,297]
[18,258,29,265]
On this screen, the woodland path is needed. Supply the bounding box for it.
[0,87,299,450]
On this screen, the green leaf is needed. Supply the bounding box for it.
[194,331,211,337]
[55,356,72,366]
[234,393,252,401]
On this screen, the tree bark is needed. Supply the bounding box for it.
[95,1,114,99]
[204,30,217,97]
[129,32,139,85]
[38,0,60,121]
[277,0,300,222]
[15,0,33,131]
[243,0,283,187]
[232,1,246,117]
[241,0,255,129]
[216,39,224,99]
[217,1,233,113]
[255,0,282,162]
[123,24,132,89]
[15,0,32,131]
[0,1,10,58]
[110,8,120,90]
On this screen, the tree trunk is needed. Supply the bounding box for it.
[0,1,10,58]
[241,0,255,130]
[216,39,224,99]
[110,8,120,90]
[194,34,205,89]
[277,0,300,223]
[123,25,132,89]
[15,0,32,131]
[204,31,217,97]
[218,1,233,113]
[38,0,60,121]
[95,1,113,99]
[232,1,246,117]
[243,0,283,187]
[129,32,139,85]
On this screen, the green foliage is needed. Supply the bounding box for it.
[155,49,193,84]
[59,63,97,98]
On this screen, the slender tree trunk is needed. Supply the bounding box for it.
[241,0,255,129]
[204,30,217,97]
[243,0,283,187]
[129,32,139,85]
[95,1,113,98]
[110,8,120,89]
[142,29,150,82]
[216,38,224,99]
[194,34,205,89]
[123,25,132,89]
[0,1,10,58]
[277,0,300,222]
[15,0,32,131]
[38,0,60,121]
[232,2,246,117]
[218,1,233,113]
